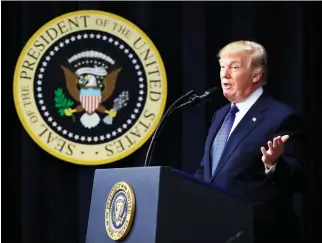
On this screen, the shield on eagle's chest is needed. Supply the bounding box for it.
[80,88,102,114]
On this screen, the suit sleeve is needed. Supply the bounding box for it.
[268,113,306,193]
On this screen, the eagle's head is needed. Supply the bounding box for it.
[79,74,98,88]
[115,197,125,220]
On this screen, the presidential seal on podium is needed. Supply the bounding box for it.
[105,181,136,241]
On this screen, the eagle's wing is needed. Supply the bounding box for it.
[101,67,122,102]
[60,65,80,102]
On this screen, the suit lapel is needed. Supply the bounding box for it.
[211,93,269,181]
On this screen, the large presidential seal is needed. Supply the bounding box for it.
[13,10,167,165]
[105,181,136,241]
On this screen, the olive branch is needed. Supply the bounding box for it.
[54,88,75,122]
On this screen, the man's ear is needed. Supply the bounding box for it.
[252,69,263,84]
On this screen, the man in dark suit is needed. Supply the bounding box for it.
[195,41,306,242]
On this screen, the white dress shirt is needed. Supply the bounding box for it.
[228,86,276,174]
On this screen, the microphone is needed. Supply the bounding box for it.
[175,86,219,110]
[144,87,219,167]
[225,231,244,243]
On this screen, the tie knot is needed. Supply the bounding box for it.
[229,104,239,115]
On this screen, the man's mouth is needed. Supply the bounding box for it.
[223,83,232,89]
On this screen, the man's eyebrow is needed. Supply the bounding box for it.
[219,60,242,65]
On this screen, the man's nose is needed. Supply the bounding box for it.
[221,68,231,79]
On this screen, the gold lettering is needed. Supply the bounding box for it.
[21,86,32,107]
[148,69,160,76]
[38,125,75,156]
[22,60,35,71]
[133,37,147,50]
[124,135,135,147]
[144,110,156,121]
[79,15,90,28]
[54,139,66,152]
[34,40,46,52]
[113,22,132,38]
[140,47,153,61]
[149,91,161,102]
[95,18,109,27]
[149,79,161,89]
[139,120,150,132]
[66,144,75,156]
[27,48,40,61]
[57,21,69,34]
[146,60,157,67]
[105,144,114,156]
[20,70,31,80]
[26,110,38,123]
[130,125,141,138]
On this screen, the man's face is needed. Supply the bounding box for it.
[219,52,259,103]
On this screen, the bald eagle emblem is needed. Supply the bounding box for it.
[113,195,126,227]
[57,50,129,129]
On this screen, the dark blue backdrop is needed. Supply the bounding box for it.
[3,1,322,243]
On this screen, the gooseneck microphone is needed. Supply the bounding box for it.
[175,86,219,110]
[144,87,219,167]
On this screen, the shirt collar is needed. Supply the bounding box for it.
[233,86,263,113]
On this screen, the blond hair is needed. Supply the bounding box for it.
[218,40,268,84]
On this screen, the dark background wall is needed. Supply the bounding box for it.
[2,1,322,243]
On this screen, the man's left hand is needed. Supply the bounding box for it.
[260,135,289,168]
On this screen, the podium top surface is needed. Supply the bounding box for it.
[95,166,250,202]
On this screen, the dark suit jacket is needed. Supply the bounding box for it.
[195,90,306,242]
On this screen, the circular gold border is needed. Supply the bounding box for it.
[13,10,167,165]
[105,181,136,241]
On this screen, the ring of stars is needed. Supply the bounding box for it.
[36,32,146,143]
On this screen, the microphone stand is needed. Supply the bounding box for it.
[143,90,195,167]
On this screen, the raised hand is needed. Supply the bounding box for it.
[260,135,289,168]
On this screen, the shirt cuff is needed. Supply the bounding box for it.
[264,162,277,174]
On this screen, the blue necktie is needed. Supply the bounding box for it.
[211,104,239,175]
